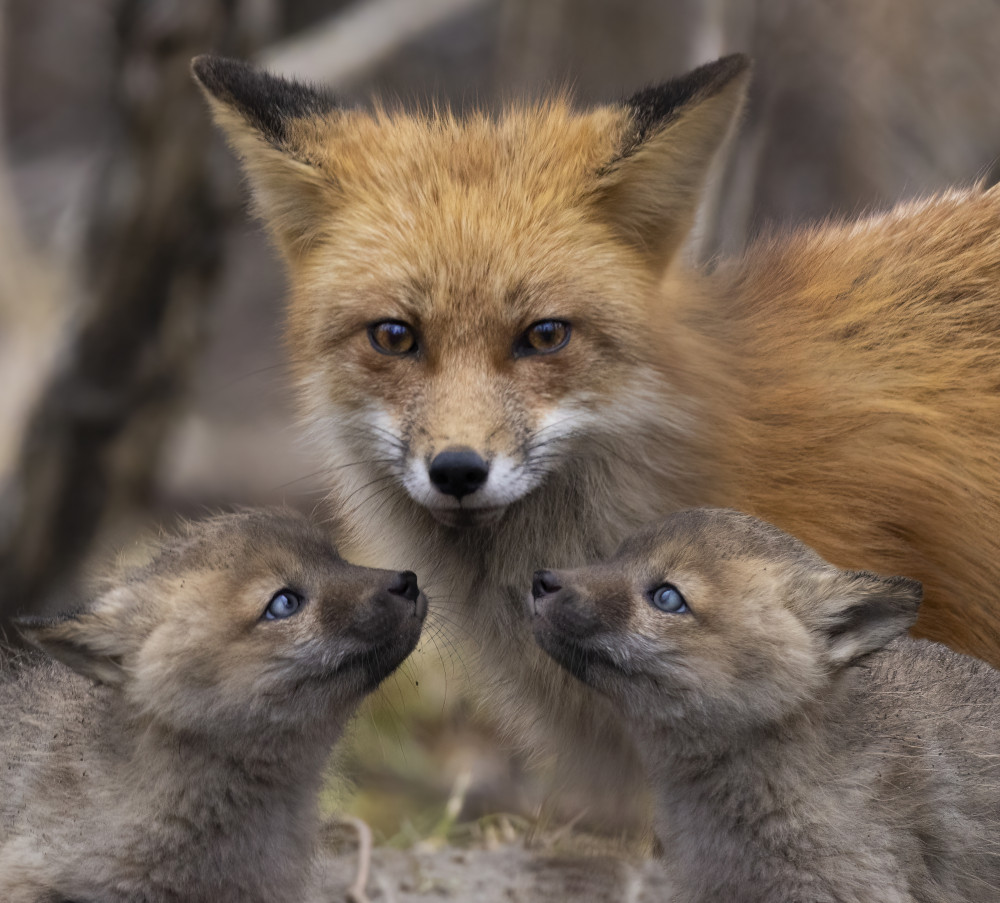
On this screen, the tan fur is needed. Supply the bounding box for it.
[0,509,426,903]
[195,56,1000,802]
[531,509,1000,902]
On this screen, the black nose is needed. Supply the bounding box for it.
[532,570,562,599]
[428,448,489,499]
[387,570,420,603]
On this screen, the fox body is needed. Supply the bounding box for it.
[194,56,1000,779]
[0,509,426,903]
[532,509,1000,903]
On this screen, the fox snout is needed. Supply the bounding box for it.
[386,569,422,604]
[407,440,525,527]
[379,568,427,619]
[327,568,427,691]
[348,569,427,639]
[531,569,632,689]
[428,447,490,500]
[530,569,603,639]
[386,568,429,624]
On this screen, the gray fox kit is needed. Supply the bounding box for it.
[533,509,1000,903]
[0,508,426,903]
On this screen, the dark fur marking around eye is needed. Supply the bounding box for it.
[192,55,339,148]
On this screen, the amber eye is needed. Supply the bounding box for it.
[368,320,417,355]
[515,320,571,357]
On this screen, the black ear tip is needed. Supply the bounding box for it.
[712,52,752,79]
[664,52,752,99]
[621,52,752,150]
[190,54,247,94]
[189,55,339,145]
[190,54,213,86]
[191,54,215,86]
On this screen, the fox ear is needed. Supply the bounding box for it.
[594,54,750,273]
[15,613,127,686]
[812,572,923,667]
[192,55,341,260]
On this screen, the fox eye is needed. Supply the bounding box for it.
[263,590,303,621]
[369,320,417,355]
[515,320,571,357]
[650,584,689,614]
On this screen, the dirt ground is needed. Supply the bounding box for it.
[314,843,674,902]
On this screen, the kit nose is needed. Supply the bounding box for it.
[428,448,489,499]
[387,570,420,603]
[532,570,563,599]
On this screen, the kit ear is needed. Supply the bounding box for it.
[192,55,342,260]
[594,54,751,272]
[812,572,923,667]
[15,612,127,686]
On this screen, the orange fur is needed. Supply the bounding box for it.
[195,56,1000,791]
[711,190,1000,662]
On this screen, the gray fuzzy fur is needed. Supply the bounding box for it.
[645,639,1000,902]
[533,509,1000,902]
[0,509,425,903]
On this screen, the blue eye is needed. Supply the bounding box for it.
[650,584,688,614]
[263,590,303,621]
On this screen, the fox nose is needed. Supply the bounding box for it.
[387,570,420,603]
[428,448,489,499]
[532,570,563,599]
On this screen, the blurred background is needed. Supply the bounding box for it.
[1,0,999,849]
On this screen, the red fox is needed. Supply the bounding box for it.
[531,508,1000,902]
[193,54,1000,783]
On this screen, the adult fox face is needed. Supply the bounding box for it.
[193,56,749,527]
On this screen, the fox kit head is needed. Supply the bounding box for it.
[531,508,922,737]
[16,509,426,738]
[193,55,749,528]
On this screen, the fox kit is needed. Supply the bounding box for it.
[532,508,1000,903]
[0,509,426,903]
[193,55,1000,789]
